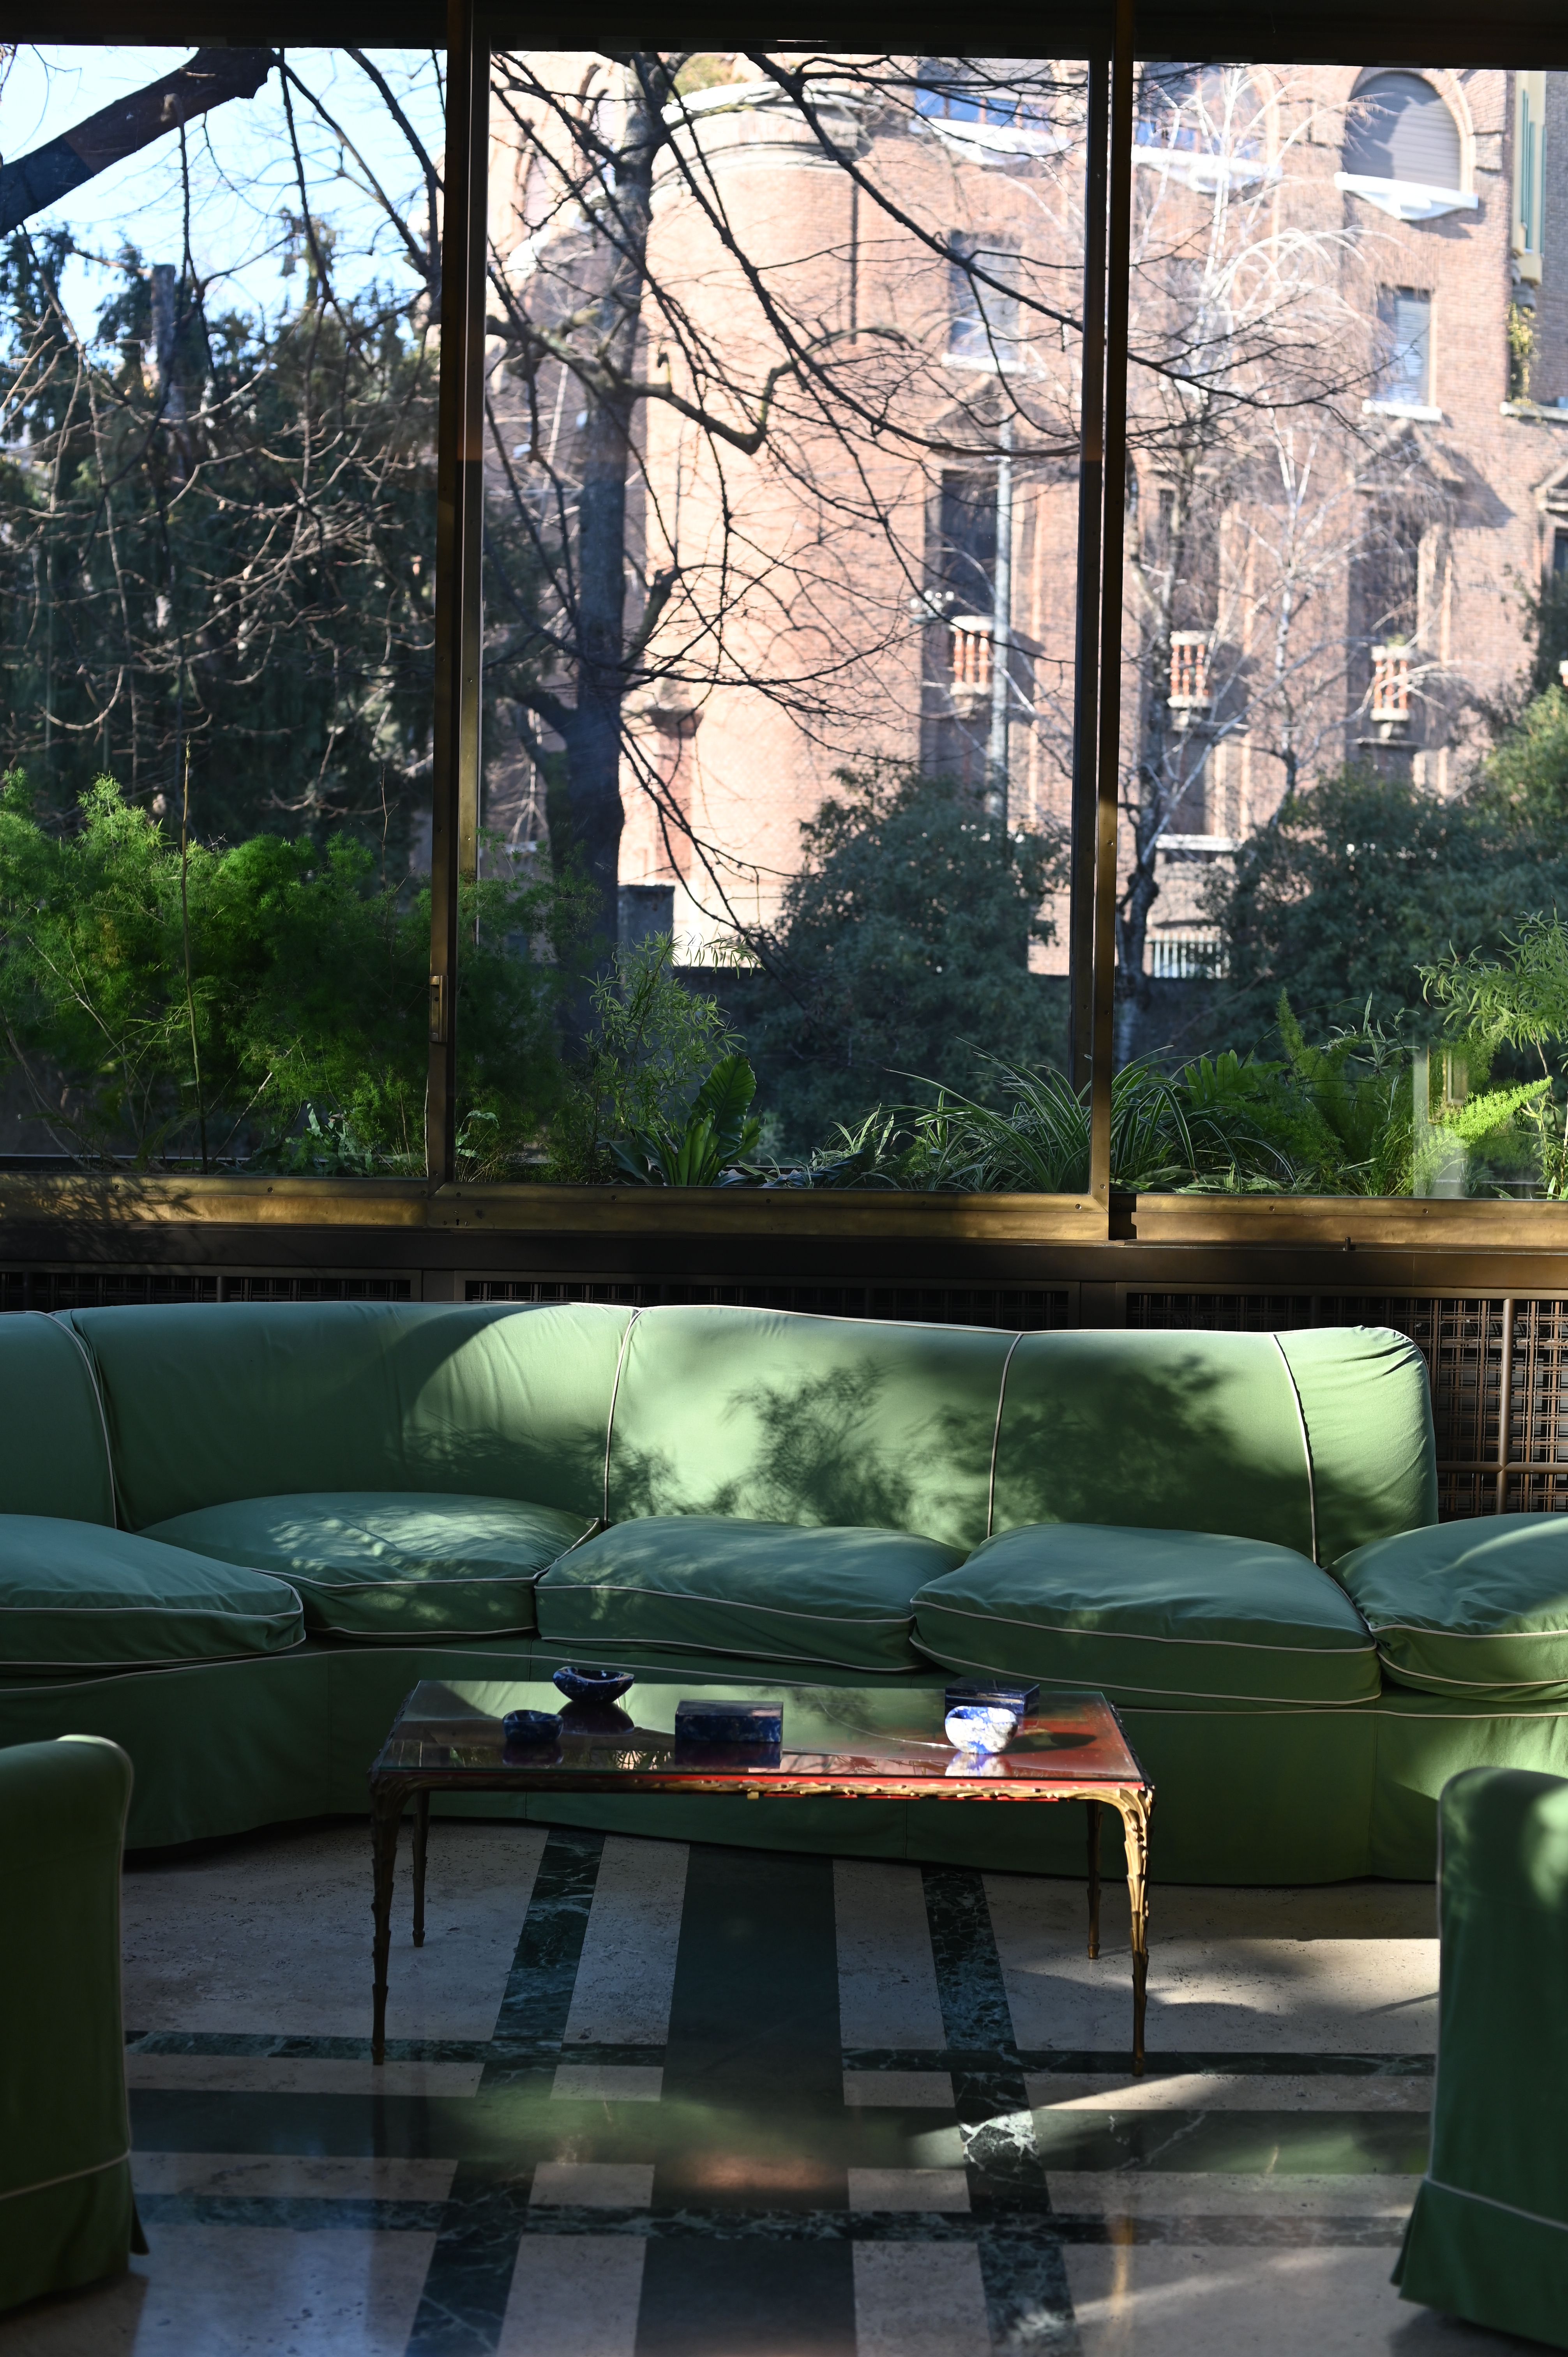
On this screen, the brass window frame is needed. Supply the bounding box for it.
[22,5,1568,1247]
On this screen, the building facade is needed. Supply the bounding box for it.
[486,59,1568,983]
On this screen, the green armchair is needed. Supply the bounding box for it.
[1395,1765,1568,2348]
[0,1737,143,2315]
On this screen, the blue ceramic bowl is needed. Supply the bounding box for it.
[502,1708,560,1747]
[552,1663,635,1706]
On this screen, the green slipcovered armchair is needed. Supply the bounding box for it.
[1395,1766,1568,2348]
[0,1737,143,2315]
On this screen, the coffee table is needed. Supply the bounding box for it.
[367,1677,1154,2068]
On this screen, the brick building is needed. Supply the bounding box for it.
[487,60,1568,983]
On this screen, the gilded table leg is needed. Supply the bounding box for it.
[1118,1790,1152,2077]
[412,1788,430,1949]
[1086,1797,1102,1961]
[370,1779,408,2067]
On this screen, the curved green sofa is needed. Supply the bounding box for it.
[1,1297,1565,1882]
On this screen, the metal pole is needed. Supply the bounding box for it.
[1069,55,1109,1095]
[986,414,1014,823]
[426,0,488,1186]
[1088,0,1135,1212]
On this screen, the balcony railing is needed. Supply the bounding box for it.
[1371,643,1411,722]
[1168,631,1211,708]
[1147,928,1228,980]
[950,614,993,690]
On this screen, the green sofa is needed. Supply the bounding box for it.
[2,1298,1566,1881]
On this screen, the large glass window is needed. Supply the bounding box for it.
[0,46,456,1173]
[480,51,1091,1188]
[1118,62,1568,1203]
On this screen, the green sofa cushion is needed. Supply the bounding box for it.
[536,1514,964,1671]
[606,1305,1014,1550]
[1337,1514,1568,1699]
[145,1493,588,1641]
[912,1523,1381,1707]
[0,1517,304,1668]
[989,1325,1435,1562]
[63,1300,632,1531]
[0,1315,115,1526]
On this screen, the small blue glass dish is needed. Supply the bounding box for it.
[553,1663,635,1706]
[502,1708,560,1747]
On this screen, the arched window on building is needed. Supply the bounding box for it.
[1338,72,1473,221]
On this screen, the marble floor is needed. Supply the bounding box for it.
[0,1818,1544,2356]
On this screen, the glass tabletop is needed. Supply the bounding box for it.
[370,1675,1147,1790]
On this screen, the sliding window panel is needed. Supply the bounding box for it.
[0,44,441,1173]
[1115,60,1568,1207]
[478,51,1098,1193]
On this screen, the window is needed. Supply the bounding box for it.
[947,234,1022,368]
[1376,289,1434,406]
[0,44,441,1174]
[915,64,1019,127]
[1552,529,1568,577]
[1344,71,1462,185]
[483,53,1081,1184]
[1338,71,1473,221]
[1515,70,1546,281]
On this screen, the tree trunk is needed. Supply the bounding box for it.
[555,56,667,983]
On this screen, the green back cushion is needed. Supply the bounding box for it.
[1337,1513,1568,1699]
[0,1315,115,1526]
[65,1300,631,1530]
[537,1514,961,1673]
[0,1518,303,1667]
[606,1306,1012,1549]
[991,1325,1434,1561]
[1275,1326,1437,1563]
[146,1491,586,1642]
[912,1523,1380,1707]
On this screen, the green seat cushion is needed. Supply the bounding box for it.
[1337,1514,1568,1699]
[144,1493,589,1641]
[536,1515,964,1672]
[912,1523,1380,1707]
[0,1517,303,1668]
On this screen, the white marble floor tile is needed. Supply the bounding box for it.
[853,2240,990,2357]
[130,2153,456,2200]
[833,1859,947,2050]
[842,2070,954,2107]
[1047,2171,1423,2220]
[846,2167,970,2211]
[561,1836,687,2049]
[987,1878,1439,2054]
[1028,2072,1432,2113]
[551,2063,663,2102]
[1065,2240,1539,2352]
[124,2054,484,2097]
[497,2233,646,2357]
[528,2162,655,2208]
[122,1822,546,2043]
[0,2225,435,2356]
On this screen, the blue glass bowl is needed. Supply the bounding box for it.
[552,1663,635,1705]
